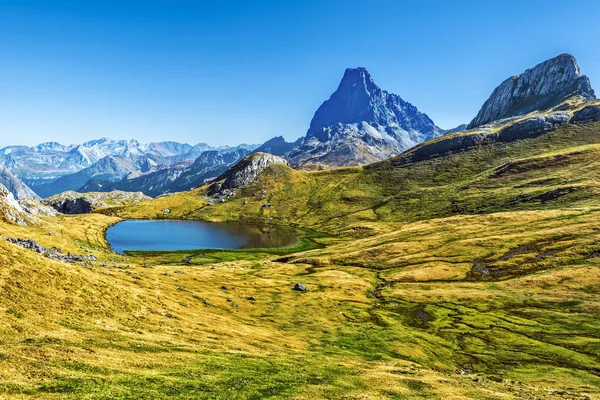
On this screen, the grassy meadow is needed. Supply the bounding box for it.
[1,122,600,398]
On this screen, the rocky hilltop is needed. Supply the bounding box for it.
[287,67,442,169]
[208,152,288,196]
[377,55,600,168]
[468,54,596,129]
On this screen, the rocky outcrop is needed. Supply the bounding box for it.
[17,198,58,216]
[6,238,97,263]
[44,190,151,214]
[208,153,288,196]
[468,54,596,129]
[0,183,31,225]
[287,67,442,169]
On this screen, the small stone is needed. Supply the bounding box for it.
[293,283,307,292]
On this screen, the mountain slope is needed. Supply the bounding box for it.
[207,152,288,196]
[0,165,39,200]
[287,67,442,169]
[101,113,600,400]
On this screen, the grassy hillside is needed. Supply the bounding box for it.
[1,121,600,398]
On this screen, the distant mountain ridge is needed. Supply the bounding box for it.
[0,138,259,197]
[80,148,252,197]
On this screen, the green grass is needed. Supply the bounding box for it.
[2,120,600,398]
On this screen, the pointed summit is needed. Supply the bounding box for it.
[468,54,596,129]
[337,67,378,92]
[308,67,386,137]
[287,68,442,169]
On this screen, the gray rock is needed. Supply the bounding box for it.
[571,105,600,123]
[293,283,307,292]
[468,54,595,129]
[0,183,31,225]
[17,198,58,216]
[6,237,97,263]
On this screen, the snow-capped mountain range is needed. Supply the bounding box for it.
[0,138,259,197]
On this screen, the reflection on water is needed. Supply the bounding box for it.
[106,220,300,254]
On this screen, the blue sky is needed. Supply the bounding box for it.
[1,0,600,148]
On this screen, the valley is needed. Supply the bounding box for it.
[0,54,599,399]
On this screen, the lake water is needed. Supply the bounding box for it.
[106,220,301,254]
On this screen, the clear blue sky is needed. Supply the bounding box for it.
[1,0,600,148]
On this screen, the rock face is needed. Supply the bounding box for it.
[0,183,31,225]
[0,165,39,200]
[208,153,288,196]
[468,54,596,129]
[571,104,600,124]
[44,190,151,214]
[384,111,574,168]
[287,67,442,169]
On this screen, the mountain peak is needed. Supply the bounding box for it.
[468,54,596,129]
[287,67,441,169]
[339,67,375,87]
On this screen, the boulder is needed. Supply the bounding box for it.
[293,283,307,292]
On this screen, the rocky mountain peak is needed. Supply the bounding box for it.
[337,67,378,95]
[287,67,441,169]
[468,54,596,129]
[307,67,386,137]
